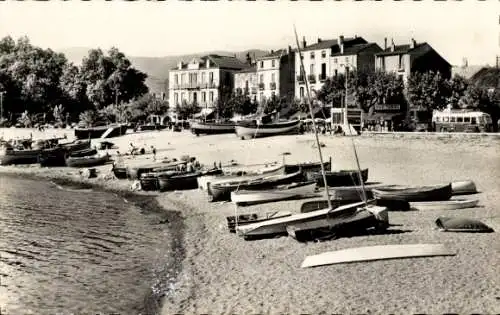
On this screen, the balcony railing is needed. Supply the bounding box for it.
[297,75,305,83]
[308,74,316,83]
[258,83,265,90]
[270,82,276,90]
[173,82,218,89]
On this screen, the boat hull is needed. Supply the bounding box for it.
[74,124,128,140]
[310,168,369,187]
[230,182,317,205]
[235,120,300,139]
[65,154,112,168]
[451,180,477,195]
[372,183,452,202]
[210,170,303,202]
[0,149,41,165]
[410,199,479,211]
[190,122,235,135]
[158,173,199,191]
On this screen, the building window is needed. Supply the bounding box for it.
[272,60,275,67]
[209,72,213,83]
[209,91,214,102]
[202,92,206,102]
[181,92,185,101]
[181,74,186,84]
[260,61,264,68]
[300,87,305,98]
[398,55,405,69]
[260,74,264,83]
[174,93,178,105]
[175,74,179,84]
[334,58,338,64]
[310,64,315,74]
[345,56,349,63]
[334,69,338,77]
[271,91,275,99]
[321,50,326,58]
[310,52,315,59]
[201,72,206,83]
[271,73,275,83]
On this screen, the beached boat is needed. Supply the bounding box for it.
[74,124,128,140]
[372,183,452,202]
[227,211,292,233]
[284,160,332,176]
[202,164,285,192]
[210,170,303,202]
[286,205,388,242]
[60,139,92,153]
[38,140,93,167]
[158,172,200,191]
[69,148,97,158]
[139,173,159,191]
[190,121,235,136]
[112,164,128,179]
[126,160,187,180]
[301,198,410,213]
[309,168,369,187]
[65,154,112,168]
[0,147,43,165]
[230,181,317,206]
[451,180,478,195]
[410,199,479,211]
[235,119,301,140]
[235,200,374,238]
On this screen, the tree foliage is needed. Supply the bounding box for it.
[406,71,450,112]
[175,100,201,120]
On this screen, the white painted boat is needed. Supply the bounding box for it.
[451,180,477,195]
[230,181,317,205]
[235,120,300,139]
[301,244,456,268]
[235,200,372,237]
[410,199,479,211]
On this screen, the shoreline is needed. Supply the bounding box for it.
[0,131,498,313]
[0,166,186,315]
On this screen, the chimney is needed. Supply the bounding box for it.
[271,49,274,54]
[391,39,395,52]
[410,38,416,49]
[177,61,183,70]
[318,38,322,43]
[384,37,387,50]
[302,36,307,48]
[288,45,292,55]
[246,52,252,65]
[338,35,344,54]
[206,59,210,68]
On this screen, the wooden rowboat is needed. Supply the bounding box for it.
[210,170,303,202]
[451,180,477,195]
[309,168,369,187]
[235,119,300,140]
[198,164,284,190]
[190,121,235,136]
[65,154,112,168]
[230,181,317,206]
[226,211,292,233]
[410,199,479,211]
[372,183,452,202]
[300,244,456,268]
[158,172,200,191]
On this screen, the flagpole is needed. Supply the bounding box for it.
[293,25,332,211]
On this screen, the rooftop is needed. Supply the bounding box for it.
[375,42,427,57]
[171,54,249,71]
[330,43,380,56]
[256,49,289,61]
[296,36,367,52]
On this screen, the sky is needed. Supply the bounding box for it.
[0,1,498,66]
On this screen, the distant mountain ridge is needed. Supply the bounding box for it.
[58,47,270,96]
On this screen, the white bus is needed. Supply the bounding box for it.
[432,109,493,133]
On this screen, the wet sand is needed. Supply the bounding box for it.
[0,128,499,314]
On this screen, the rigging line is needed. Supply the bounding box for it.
[345,120,368,204]
[293,25,332,211]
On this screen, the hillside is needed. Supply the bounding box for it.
[58,47,269,96]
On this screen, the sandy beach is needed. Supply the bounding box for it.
[0,128,499,314]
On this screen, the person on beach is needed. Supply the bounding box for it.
[151,145,156,160]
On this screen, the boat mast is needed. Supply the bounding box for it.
[343,68,368,205]
[293,25,332,210]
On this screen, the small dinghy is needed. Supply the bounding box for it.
[226,211,292,233]
[158,172,200,191]
[410,199,479,211]
[65,154,112,168]
[231,181,317,206]
[451,180,478,195]
[300,244,456,268]
[435,217,494,233]
[309,168,368,187]
[372,183,452,202]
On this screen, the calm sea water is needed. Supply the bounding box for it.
[0,175,177,315]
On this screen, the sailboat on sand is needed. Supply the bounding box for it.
[235,26,389,240]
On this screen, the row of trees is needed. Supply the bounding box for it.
[0,35,165,127]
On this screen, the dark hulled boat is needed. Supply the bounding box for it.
[66,154,112,168]
[371,183,452,202]
[158,172,200,191]
[210,169,303,202]
[190,121,235,136]
[309,168,369,187]
[235,119,301,140]
[74,124,128,140]
[38,140,92,167]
